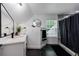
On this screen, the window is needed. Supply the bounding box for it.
[46,20,58,37]
[47,20,55,29]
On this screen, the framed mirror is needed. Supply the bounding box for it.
[32,19,41,27]
[1,3,14,38]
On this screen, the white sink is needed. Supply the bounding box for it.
[0,35,27,45]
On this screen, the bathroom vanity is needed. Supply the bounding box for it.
[0,35,27,56]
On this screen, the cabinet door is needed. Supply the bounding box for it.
[2,43,25,56]
[0,47,3,56]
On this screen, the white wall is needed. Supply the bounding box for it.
[19,14,58,33]
[33,14,58,28]
[33,14,58,45]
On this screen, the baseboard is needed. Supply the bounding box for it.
[59,43,78,56]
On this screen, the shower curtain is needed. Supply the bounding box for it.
[59,13,79,54]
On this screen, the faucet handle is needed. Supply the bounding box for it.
[11,32,14,38]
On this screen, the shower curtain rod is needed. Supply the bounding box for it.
[58,11,79,21]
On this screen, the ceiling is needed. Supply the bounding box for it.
[2,3,79,23]
[28,3,79,14]
[2,3,79,15]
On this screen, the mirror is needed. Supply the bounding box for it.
[1,4,14,37]
[32,19,41,27]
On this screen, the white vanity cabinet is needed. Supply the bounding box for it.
[0,35,27,56]
[1,42,25,56]
[0,46,3,56]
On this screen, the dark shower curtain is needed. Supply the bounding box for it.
[0,4,1,38]
[59,13,79,54]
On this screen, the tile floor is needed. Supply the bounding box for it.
[26,45,71,56]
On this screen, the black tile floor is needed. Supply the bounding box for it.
[26,45,71,56]
[51,45,71,56]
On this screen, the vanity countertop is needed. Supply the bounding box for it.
[0,35,27,45]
